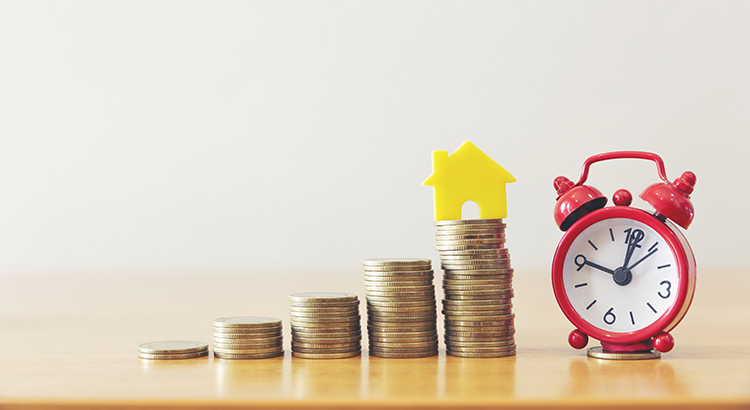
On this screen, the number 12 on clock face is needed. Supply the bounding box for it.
[561,218,679,333]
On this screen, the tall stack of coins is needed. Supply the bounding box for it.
[289,292,362,359]
[362,258,438,358]
[435,219,516,358]
[211,317,284,359]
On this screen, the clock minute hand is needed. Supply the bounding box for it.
[624,248,659,274]
[623,230,644,268]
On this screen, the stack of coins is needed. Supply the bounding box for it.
[289,292,362,359]
[435,219,516,358]
[137,341,209,360]
[363,258,438,358]
[211,317,284,359]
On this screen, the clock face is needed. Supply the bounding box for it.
[561,217,679,333]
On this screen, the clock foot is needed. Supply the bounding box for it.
[587,346,661,360]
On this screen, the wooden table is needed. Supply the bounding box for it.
[1,269,748,409]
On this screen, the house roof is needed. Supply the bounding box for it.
[422,140,516,186]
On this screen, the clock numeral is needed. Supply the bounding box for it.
[658,280,672,299]
[624,228,644,246]
[574,254,586,271]
[603,307,616,325]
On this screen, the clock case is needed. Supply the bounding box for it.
[551,151,697,354]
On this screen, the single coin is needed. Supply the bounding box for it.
[138,351,209,360]
[368,350,438,358]
[445,339,516,348]
[291,325,361,333]
[443,278,513,286]
[212,341,283,350]
[292,341,361,349]
[367,304,436,313]
[288,292,358,303]
[293,335,361,343]
[444,291,514,299]
[435,244,507,251]
[212,335,283,344]
[436,234,506,241]
[214,351,284,360]
[363,270,434,277]
[365,296,437,303]
[369,346,439,354]
[446,349,516,358]
[362,258,432,267]
[434,219,504,226]
[447,344,516,353]
[290,315,360,323]
[292,351,361,359]
[362,265,433,272]
[586,346,661,360]
[367,330,438,339]
[445,327,515,335]
[442,302,513,310]
[289,300,360,308]
[212,317,281,328]
[292,346,361,354]
[444,333,515,342]
[369,340,438,348]
[369,335,438,343]
[289,312,360,320]
[434,239,506,247]
[364,279,434,287]
[212,346,284,355]
[445,268,514,275]
[289,305,360,313]
[137,341,208,355]
[438,248,509,255]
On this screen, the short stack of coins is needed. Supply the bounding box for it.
[137,341,209,360]
[435,219,516,358]
[362,258,438,358]
[211,317,284,359]
[289,292,362,359]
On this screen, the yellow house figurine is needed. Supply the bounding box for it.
[423,141,516,221]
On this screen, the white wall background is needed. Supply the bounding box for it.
[1,1,748,275]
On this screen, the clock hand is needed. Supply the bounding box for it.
[623,248,659,274]
[585,260,615,275]
[574,254,615,275]
[622,230,644,268]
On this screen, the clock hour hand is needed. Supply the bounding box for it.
[574,254,615,275]
[623,229,644,268]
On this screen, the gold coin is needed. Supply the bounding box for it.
[440,255,510,262]
[444,332,515,342]
[367,325,436,333]
[445,268,514,275]
[363,270,434,277]
[291,325,361,333]
[212,346,284,355]
[292,345,361,354]
[214,351,284,360]
[444,290,514,298]
[137,341,209,355]
[293,335,361,343]
[212,335,283,344]
[292,351,361,359]
[291,341,361,349]
[446,349,516,358]
[369,346,439,354]
[367,304,436,313]
[445,326,515,335]
[364,279,434,287]
[436,233,506,240]
[289,306,360,313]
[362,258,432,267]
[292,331,362,339]
[138,351,209,360]
[362,265,433,272]
[365,296,437,303]
[434,219,504,226]
[289,300,360,308]
[443,277,513,285]
[368,350,438,358]
[435,244,507,251]
[442,302,512,310]
[289,315,360,323]
[367,330,438,338]
[289,312,360,320]
[288,292,358,303]
[212,341,283,350]
[438,248,509,256]
[212,317,282,328]
[434,238,506,246]
[369,340,438,348]
[369,335,438,343]
[445,339,515,348]
[447,344,516,353]
[586,346,661,360]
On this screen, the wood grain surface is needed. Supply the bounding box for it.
[0,268,748,409]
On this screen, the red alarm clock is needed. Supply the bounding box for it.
[551,152,696,359]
